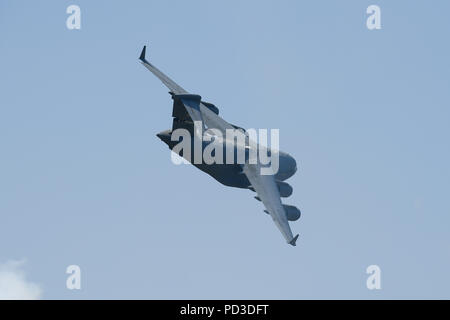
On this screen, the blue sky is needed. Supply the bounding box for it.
[1,0,449,299]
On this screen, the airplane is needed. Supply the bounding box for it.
[139,46,300,246]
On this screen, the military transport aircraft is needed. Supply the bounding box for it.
[139,46,300,246]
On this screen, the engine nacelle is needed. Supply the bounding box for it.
[277,181,293,197]
[283,205,301,221]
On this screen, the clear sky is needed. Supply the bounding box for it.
[1,0,449,299]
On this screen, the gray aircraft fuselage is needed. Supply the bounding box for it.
[156,130,297,189]
[138,44,300,245]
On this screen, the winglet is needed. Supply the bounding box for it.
[289,234,299,246]
[139,45,148,63]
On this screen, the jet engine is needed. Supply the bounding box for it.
[277,181,293,197]
[283,205,301,221]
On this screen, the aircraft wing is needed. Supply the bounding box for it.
[139,46,234,136]
[243,163,299,246]
[139,46,187,95]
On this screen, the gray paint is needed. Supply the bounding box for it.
[140,46,300,245]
